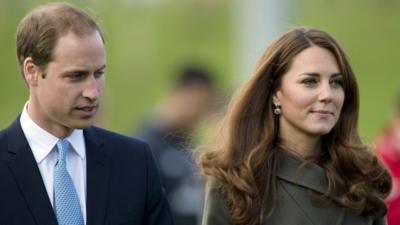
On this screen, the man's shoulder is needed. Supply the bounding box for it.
[86,126,151,155]
[0,116,21,142]
[89,126,145,144]
[0,126,7,137]
[86,127,157,170]
[0,127,7,143]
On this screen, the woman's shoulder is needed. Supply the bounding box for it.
[206,176,224,193]
[202,176,232,225]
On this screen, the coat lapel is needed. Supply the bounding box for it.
[84,127,111,225]
[6,117,58,225]
[276,150,344,198]
[276,151,345,225]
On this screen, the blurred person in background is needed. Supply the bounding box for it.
[0,2,173,225]
[199,27,391,225]
[137,65,216,225]
[375,90,400,225]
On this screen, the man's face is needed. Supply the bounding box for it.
[28,31,106,137]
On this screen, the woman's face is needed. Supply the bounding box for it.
[273,46,345,141]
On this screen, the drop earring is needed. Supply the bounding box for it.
[273,105,281,115]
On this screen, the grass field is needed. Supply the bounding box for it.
[0,0,399,142]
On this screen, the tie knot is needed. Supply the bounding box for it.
[56,139,71,163]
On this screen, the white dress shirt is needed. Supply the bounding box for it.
[20,102,87,224]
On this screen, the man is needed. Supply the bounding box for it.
[0,2,173,225]
[138,65,216,225]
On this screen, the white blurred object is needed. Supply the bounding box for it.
[233,0,290,84]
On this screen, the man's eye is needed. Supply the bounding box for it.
[69,73,85,81]
[94,71,104,78]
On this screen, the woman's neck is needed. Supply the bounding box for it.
[279,133,321,158]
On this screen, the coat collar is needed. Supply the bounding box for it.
[274,150,348,225]
[276,150,344,199]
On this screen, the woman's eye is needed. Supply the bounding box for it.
[302,78,317,87]
[331,79,343,88]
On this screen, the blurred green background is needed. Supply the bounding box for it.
[0,0,399,142]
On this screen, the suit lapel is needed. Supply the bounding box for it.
[6,117,58,225]
[85,127,111,225]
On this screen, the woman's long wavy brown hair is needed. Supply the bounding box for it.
[199,27,391,225]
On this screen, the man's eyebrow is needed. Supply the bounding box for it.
[96,64,106,72]
[61,65,107,76]
[61,69,89,76]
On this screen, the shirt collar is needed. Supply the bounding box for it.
[20,102,86,163]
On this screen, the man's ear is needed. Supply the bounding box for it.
[23,57,40,86]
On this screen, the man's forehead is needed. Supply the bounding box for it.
[48,32,105,68]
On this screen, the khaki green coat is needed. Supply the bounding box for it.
[202,151,386,225]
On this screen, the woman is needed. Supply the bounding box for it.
[199,27,391,225]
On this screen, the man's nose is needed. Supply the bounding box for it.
[82,76,102,101]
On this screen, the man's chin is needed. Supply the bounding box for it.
[71,119,95,129]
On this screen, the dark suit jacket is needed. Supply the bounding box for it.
[0,117,174,225]
[202,151,387,225]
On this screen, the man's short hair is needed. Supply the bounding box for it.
[16,2,104,77]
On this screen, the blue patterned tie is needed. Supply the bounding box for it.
[54,139,84,225]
